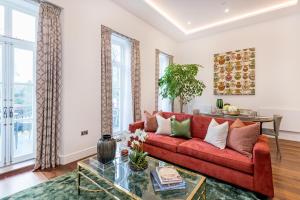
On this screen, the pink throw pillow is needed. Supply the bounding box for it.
[227,123,260,158]
[144,111,161,132]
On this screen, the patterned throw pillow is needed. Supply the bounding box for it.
[227,119,260,158]
[155,114,174,135]
[204,119,229,149]
[144,111,159,132]
[170,118,191,139]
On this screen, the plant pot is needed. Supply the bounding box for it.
[97,134,116,164]
[129,161,148,172]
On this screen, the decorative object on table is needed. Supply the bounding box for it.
[223,105,240,115]
[121,149,129,156]
[227,120,260,158]
[216,99,224,109]
[204,119,229,149]
[193,109,200,115]
[170,118,191,139]
[210,106,217,115]
[150,166,186,192]
[97,134,116,164]
[156,166,183,184]
[128,129,149,171]
[214,48,255,95]
[262,115,283,158]
[159,63,206,113]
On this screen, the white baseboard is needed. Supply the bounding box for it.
[278,131,300,142]
[59,146,96,165]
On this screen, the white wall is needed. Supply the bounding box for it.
[176,14,300,139]
[48,0,176,164]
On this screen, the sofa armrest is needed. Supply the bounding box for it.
[253,135,274,197]
[128,121,144,133]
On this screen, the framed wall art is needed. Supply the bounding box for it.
[214,48,255,95]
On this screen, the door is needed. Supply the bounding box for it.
[0,42,4,167]
[11,44,35,163]
[0,0,38,167]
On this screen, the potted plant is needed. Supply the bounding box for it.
[128,129,148,171]
[159,64,206,113]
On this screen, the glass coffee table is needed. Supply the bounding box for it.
[77,155,206,200]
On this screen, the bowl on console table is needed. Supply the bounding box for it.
[223,110,240,116]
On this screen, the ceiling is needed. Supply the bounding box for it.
[112,0,299,41]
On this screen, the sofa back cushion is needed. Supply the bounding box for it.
[161,112,193,122]
[191,115,255,139]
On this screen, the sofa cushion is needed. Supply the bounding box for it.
[162,112,193,122]
[191,115,253,139]
[204,119,229,149]
[145,132,187,152]
[171,118,191,139]
[156,114,173,135]
[177,138,254,174]
[144,110,160,132]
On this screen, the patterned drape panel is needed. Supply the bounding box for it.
[101,25,113,134]
[131,40,141,121]
[154,49,160,111]
[35,2,62,170]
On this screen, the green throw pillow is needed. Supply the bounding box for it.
[171,118,191,139]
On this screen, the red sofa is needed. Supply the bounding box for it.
[129,112,274,197]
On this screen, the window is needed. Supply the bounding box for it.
[111,34,132,134]
[0,0,38,167]
[158,52,172,112]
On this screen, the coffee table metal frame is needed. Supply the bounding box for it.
[77,156,206,200]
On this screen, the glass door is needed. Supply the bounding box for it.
[0,0,38,167]
[11,45,35,163]
[0,43,4,167]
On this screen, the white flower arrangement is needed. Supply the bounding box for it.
[127,129,148,151]
[128,129,149,170]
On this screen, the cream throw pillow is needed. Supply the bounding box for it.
[155,114,173,135]
[204,119,229,149]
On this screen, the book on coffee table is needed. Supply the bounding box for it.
[156,166,183,184]
[150,170,186,192]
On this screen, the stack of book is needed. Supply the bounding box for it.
[151,166,186,192]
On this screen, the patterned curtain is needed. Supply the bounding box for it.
[131,40,141,121]
[101,25,113,134]
[35,2,62,170]
[155,49,160,111]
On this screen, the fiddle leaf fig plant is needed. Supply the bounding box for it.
[158,63,206,113]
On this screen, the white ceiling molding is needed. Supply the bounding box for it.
[113,0,300,41]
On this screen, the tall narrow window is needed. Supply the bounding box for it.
[158,52,172,112]
[0,0,38,167]
[111,34,132,134]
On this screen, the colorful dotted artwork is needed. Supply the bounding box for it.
[214,48,255,95]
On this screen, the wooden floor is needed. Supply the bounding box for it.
[0,138,300,200]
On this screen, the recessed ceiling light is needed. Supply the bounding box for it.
[224,8,230,13]
[144,0,298,35]
[187,21,191,25]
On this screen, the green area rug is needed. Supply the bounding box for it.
[2,171,267,200]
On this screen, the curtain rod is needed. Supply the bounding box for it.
[156,49,173,58]
[26,0,63,10]
[102,25,139,43]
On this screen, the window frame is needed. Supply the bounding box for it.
[158,51,172,112]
